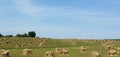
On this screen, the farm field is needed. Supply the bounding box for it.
[0,37,120,57]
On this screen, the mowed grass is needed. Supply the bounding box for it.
[0,37,120,57]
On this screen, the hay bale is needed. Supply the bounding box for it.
[80,46,87,52]
[90,51,100,57]
[28,42,33,45]
[39,43,43,47]
[116,47,120,52]
[107,45,111,49]
[21,43,26,47]
[60,49,69,56]
[5,41,9,44]
[71,41,77,45]
[55,48,62,53]
[16,44,21,48]
[45,51,55,57]
[108,50,117,56]
[0,49,10,57]
[0,42,3,46]
[23,49,32,55]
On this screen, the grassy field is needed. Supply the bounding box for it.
[0,37,120,57]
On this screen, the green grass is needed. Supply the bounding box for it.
[0,37,120,57]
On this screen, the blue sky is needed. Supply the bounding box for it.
[0,0,120,39]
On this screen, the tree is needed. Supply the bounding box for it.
[16,33,28,37]
[28,31,36,37]
[6,35,13,37]
[16,34,22,37]
[0,33,3,37]
[21,33,28,37]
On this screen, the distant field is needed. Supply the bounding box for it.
[0,37,120,57]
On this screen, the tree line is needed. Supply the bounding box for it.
[0,31,36,38]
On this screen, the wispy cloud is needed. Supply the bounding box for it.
[0,0,119,39]
[11,1,119,17]
[11,0,39,17]
[10,0,120,27]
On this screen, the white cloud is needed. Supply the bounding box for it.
[11,0,120,26]
[11,0,39,17]
[11,0,103,17]
[0,0,119,39]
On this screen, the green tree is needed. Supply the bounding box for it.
[16,33,28,37]
[6,35,13,37]
[0,33,3,37]
[21,33,28,37]
[16,34,21,37]
[28,31,36,37]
